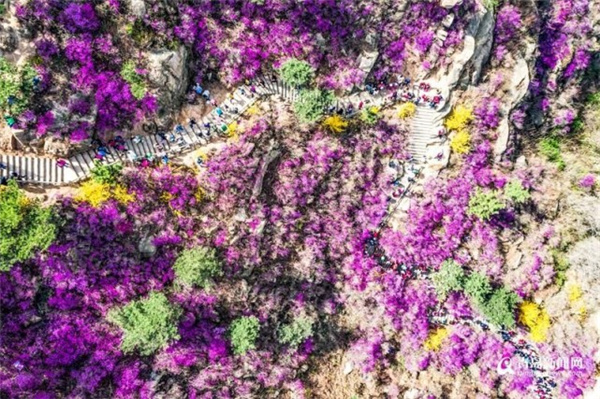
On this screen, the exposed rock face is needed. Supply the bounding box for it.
[493,57,532,158]
[441,0,463,8]
[0,24,19,53]
[123,0,147,18]
[146,46,190,128]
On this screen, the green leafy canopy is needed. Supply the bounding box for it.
[278,316,314,347]
[431,260,465,300]
[279,59,315,87]
[108,291,182,355]
[293,88,334,123]
[120,60,147,100]
[468,189,505,220]
[90,160,123,185]
[0,180,56,271]
[229,316,260,355]
[173,246,223,288]
[504,180,531,204]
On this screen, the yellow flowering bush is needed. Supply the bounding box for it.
[450,129,471,154]
[112,185,136,204]
[567,283,587,321]
[424,327,449,351]
[397,102,417,119]
[75,181,111,207]
[75,181,135,207]
[322,114,348,133]
[245,104,260,116]
[518,301,551,342]
[445,105,473,131]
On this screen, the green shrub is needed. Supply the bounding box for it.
[120,60,147,99]
[551,250,569,287]
[173,246,223,288]
[0,180,56,271]
[504,180,531,204]
[482,0,499,9]
[479,288,519,328]
[90,160,123,185]
[108,292,182,355]
[229,316,260,355]
[586,91,600,106]
[359,106,381,126]
[464,272,492,306]
[539,137,565,170]
[468,189,504,220]
[278,316,314,347]
[431,260,465,300]
[0,57,38,116]
[279,59,315,87]
[293,89,335,123]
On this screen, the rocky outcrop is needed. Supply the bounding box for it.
[436,6,491,90]
[493,56,532,158]
[123,0,147,18]
[146,46,190,128]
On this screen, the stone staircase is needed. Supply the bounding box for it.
[408,106,445,160]
[1,83,260,185]
[0,154,66,184]
[0,73,448,185]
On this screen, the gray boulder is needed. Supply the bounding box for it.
[146,46,189,128]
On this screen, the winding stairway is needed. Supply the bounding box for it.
[0,76,447,185]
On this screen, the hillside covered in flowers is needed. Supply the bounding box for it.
[0,0,599,398]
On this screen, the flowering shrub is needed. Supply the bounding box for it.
[108,291,182,355]
[0,180,56,271]
[445,105,473,131]
[450,129,471,154]
[322,114,348,133]
[493,5,522,60]
[229,316,261,355]
[518,301,551,342]
[397,102,417,119]
[424,327,449,351]
[579,174,596,190]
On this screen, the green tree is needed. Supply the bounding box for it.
[278,316,314,347]
[279,59,315,87]
[480,288,519,328]
[0,57,38,116]
[464,272,492,306]
[0,180,56,271]
[172,246,223,288]
[431,260,465,300]
[108,291,182,355]
[120,60,147,99]
[90,160,123,185]
[229,316,260,355]
[293,89,334,123]
[468,189,504,220]
[504,180,531,204]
